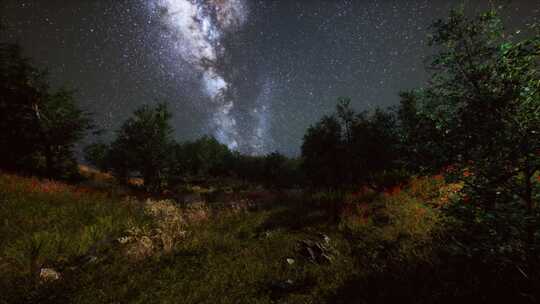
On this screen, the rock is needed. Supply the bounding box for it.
[320,233,331,245]
[117,236,133,244]
[286,258,295,265]
[40,268,60,282]
[296,234,337,264]
[81,255,98,265]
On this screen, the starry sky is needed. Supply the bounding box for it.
[2,0,539,156]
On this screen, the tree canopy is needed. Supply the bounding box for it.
[0,42,92,179]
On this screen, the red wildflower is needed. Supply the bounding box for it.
[433,174,444,181]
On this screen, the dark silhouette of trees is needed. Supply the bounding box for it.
[108,103,174,193]
[0,43,44,172]
[351,108,402,190]
[302,98,402,190]
[410,8,540,210]
[393,7,540,282]
[38,89,92,177]
[83,142,110,172]
[0,42,91,178]
[172,135,234,179]
[302,113,343,188]
[261,151,303,189]
[396,90,448,173]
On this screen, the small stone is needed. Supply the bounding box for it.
[82,255,98,264]
[117,236,132,244]
[320,233,331,245]
[286,258,295,265]
[40,268,60,282]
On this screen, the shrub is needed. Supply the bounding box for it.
[341,177,445,265]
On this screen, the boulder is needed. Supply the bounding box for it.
[296,233,336,264]
[40,268,60,282]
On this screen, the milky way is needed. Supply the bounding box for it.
[2,1,539,156]
[150,0,248,150]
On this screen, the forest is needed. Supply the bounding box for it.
[1,6,539,304]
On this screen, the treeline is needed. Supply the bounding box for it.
[0,36,302,191]
[1,7,538,205]
[83,104,303,192]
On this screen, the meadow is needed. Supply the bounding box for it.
[5,169,534,303]
[0,171,446,303]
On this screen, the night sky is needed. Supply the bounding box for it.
[2,1,539,156]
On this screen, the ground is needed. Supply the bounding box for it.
[2,169,524,304]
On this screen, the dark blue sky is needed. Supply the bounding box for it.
[2,0,538,155]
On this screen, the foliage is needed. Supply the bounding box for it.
[262,152,303,189]
[172,135,234,179]
[392,8,540,299]
[0,172,355,304]
[302,98,403,190]
[411,8,540,209]
[302,111,343,188]
[341,177,446,263]
[0,172,149,301]
[396,90,449,173]
[83,142,110,172]
[107,103,174,192]
[0,42,92,179]
[38,89,93,178]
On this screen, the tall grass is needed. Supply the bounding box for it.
[0,172,149,301]
[4,172,529,303]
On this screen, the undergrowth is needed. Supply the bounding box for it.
[1,173,538,303]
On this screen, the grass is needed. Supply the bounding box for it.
[0,172,356,303]
[2,172,537,303]
[0,173,150,301]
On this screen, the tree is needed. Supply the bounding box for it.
[0,42,92,178]
[396,90,449,173]
[109,103,174,192]
[411,7,540,274]
[172,135,233,179]
[83,142,110,172]
[38,89,92,177]
[0,43,47,172]
[302,98,403,190]
[421,8,539,210]
[302,114,343,188]
[350,108,402,190]
[262,151,289,189]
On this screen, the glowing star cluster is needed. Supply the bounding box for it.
[152,0,247,149]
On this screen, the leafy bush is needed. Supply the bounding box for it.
[341,177,445,265]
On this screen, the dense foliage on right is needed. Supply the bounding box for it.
[301,7,540,301]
